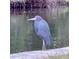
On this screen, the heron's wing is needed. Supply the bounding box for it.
[38,20,51,37]
[35,20,52,46]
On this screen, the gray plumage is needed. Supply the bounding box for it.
[28,15,52,49]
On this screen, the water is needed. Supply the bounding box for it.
[10,7,69,53]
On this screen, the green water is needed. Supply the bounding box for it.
[10,7,69,53]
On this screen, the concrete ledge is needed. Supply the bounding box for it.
[10,47,69,59]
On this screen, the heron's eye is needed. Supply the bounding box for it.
[35,16,42,21]
[36,18,41,21]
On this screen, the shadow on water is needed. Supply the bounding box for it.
[10,7,69,53]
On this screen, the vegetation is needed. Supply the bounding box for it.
[48,54,69,59]
[10,7,69,53]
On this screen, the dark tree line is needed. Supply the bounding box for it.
[10,0,47,14]
[57,1,69,7]
[10,0,69,15]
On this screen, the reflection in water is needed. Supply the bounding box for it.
[10,8,69,53]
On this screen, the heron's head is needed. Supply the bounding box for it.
[27,15,42,21]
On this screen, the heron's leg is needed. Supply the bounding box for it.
[42,40,46,50]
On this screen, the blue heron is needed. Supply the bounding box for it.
[28,15,52,50]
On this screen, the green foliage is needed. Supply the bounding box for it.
[48,54,69,59]
[10,8,69,53]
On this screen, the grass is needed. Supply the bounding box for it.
[48,54,69,59]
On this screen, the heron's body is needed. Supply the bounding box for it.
[28,16,52,49]
[34,16,52,48]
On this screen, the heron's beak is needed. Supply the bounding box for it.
[27,18,36,21]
